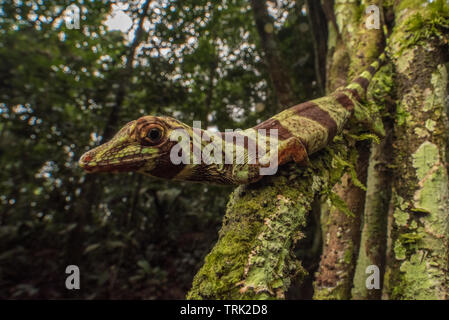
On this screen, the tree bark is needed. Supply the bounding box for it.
[352,122,393,299]
[382,0,449,300]
[313,142,370,299]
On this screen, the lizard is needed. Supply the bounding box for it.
[79,53,386,185]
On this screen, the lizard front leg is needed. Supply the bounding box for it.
[251,136,309,180]
[278,137,309,166]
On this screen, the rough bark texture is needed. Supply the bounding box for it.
[313,142,369,299]
[351,39,396,299]
[382,0,449,300]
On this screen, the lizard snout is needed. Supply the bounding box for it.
[79,151,96,172]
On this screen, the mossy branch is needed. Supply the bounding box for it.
[187,140,351,299]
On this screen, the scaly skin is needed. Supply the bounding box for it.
[79,54,386,185]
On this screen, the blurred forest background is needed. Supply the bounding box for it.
[0,0,320,299]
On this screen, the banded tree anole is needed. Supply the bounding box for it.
[79,54,386,185]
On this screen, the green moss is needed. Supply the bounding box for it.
[385,7,449,297]
[343,245,353,265]
[313,284,348,300]
[368,64,395,107]
[394,0,449,54]
[382,0,394,7]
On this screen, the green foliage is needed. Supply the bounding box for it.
[399,0,449,51]
[328,190,355,217]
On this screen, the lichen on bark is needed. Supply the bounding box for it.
[382,0,449,300]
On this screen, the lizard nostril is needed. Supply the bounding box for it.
[81,153,92,163]
[79,153,93,168]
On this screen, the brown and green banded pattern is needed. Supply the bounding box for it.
[79,54,386,185]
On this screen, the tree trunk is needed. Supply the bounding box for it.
[352,121,393,299]
[382,0,449,300]
[250,0,296,108]
[305,0,328,94]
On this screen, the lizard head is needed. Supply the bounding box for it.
[79,116,190,174]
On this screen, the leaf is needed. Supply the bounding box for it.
[328,191,355,217]
[106,240,126,249]
[347,132,381,144]
[84,243,101,254]
[137,260,151,274]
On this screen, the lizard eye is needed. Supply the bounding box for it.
[147,128,162,141]
[142,125,164,145]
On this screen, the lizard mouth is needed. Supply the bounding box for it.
[78,153,106,173]
[79,151,147,173]
[78,152,95,171]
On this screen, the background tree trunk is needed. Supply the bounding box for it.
[250,0,296,107]
[313,0,385,299]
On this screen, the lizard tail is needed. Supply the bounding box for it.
[252,52,389,157]
[339,52,388,103]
